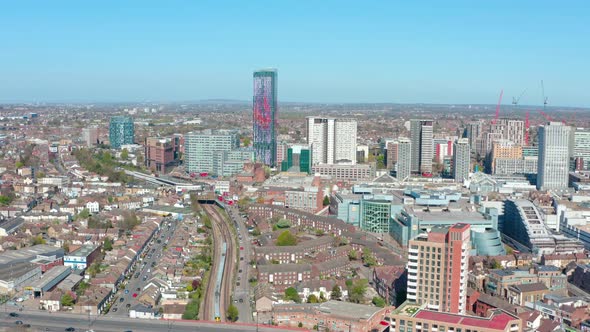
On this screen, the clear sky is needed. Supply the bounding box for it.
[0,1,589,106]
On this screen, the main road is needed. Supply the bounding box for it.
[225,205,254,323]
[0,310,304,332]
[107,217,178,317]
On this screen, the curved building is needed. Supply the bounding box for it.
[472,228,506,256]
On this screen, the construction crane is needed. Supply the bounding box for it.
[492,89,504,125]
[512,89,527,106]
[541,80,548,111]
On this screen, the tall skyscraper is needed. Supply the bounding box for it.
[490,118,525,146]
[306,117,357,165]
[410,119,434,174]
[253,69,278,167]
[109,116,134,149]
[407,224,471,314]
[185,130,239,174]
[537,122,571,190]
[574,128,590,170]
[453,138,470,182]
[396,138,412,181]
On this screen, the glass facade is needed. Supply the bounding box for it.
[109,116,134,149]
[253,69,278,167]
[300,149,310,174]
[360,200,391,233]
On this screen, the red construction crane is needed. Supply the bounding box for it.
[539,110,553,122]
[492,89,504,125]
[524,111,530,145]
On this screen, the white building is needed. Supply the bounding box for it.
[306,117,357,165]
[574,128,590,170]
[85,201,100,214]
[453,138,470,183]
[537,122,571,190]
[396,138,412,181]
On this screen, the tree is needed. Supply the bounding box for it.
[322,195,330,206]
[186,284,193,292]
[307,294,319,303]
[0,195,13,206]
[77,208,91,220]
[284,287,301,303]
[31,235,46,245]
[298,322,303,328]
[372,296,386,308]
[349,279,368,304]
[60,293,75,307]
[87,262,101,278]
[362,248,377,267]
[348,250,358,261]
[275,218,291,229]
[119,211,141,231]
[103,237,113,251]
[331,285,342,301]
[276,230,297,246]
[36,171,45,179]
[242,137,251,147]
[120,148,129,160]
[227,304,239,322]
[15,161,24,169]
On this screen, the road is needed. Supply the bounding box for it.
[225,205,253,323]
[0,310,302,332]
[107,217,178,317]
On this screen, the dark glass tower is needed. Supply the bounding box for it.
[253,69,278,167]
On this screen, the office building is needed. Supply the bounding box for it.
[453,138,470,182]
[82,127,98,147]
[109,116,134,149]
[386,141,398,170]
[574,128,590,170]
[144,136,180,173]
[410,119,434,174]
[407,224,471,314]
[434,140,452,164]
[538,122,572,190]
[464,120,483,154]
[253,69,278,167]
[185,130,239,175]
[396,138,412,181]
[311,163,375,181]
[489,140,522,173]
[494,157,538,175]
[490,118,525,146]
[306,117,357,165]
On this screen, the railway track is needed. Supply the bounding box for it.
[200,207,222,321]
[203,204,236,322]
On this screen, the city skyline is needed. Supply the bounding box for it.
[0,1,589,107]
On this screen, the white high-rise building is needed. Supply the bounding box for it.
[306,117,357,165]
[410,119,434,174]
[490,118,525,146]
[453,138,470,183]
[574,128,590,170]
[537,122,571,190]
[396,138,412,181]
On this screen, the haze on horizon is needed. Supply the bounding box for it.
[0,1,589,107]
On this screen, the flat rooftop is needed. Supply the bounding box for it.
[0,245,64,268]
[67,245,99,257]
[317,300,383,321]
[26,265,71,289]
[0,262,39,281]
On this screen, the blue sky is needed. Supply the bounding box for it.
[0,1,589,106]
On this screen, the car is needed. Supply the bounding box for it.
[136,287,141,291]
[147,268,150,273]
[234,299,238,303]
[236,282,240,286]
[65,328,75,332]
[237,277,241,281]
[119,297,124,302]
[15,320,23,325]
[134,272,140,278]
[132,293,138,298]
[24,324,31,328]
[124,289,129,294]
[9,312,18,317]
[239,269,242,273]
[112,307,118,312]
[239,298,244,303]
[240,257,244,261]
[126,303,131,308]
[240,246,244,250]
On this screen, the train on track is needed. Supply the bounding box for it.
[214,241,227,322]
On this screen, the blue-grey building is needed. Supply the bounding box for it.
[330,192,362,227]
[109,116,134,149]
